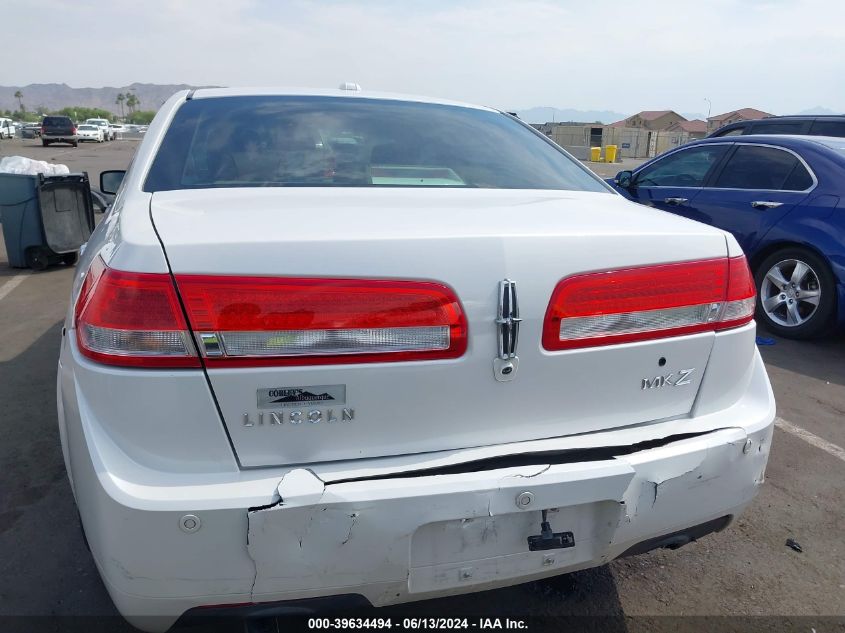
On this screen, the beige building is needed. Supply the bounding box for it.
[610,110,687,131]
[532,121,698,160]
[666,119,708,139]
[707,108,773,133]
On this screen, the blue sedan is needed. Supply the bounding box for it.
[609,135,845,339]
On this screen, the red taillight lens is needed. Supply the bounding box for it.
[71,126,77,134]
[75,258,200,368]
[543,256,755,351]
[175,276,467,367]
[720,255,757,329]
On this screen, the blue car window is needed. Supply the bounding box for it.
[749,122,805,134]
[635,145,728,187]
[714,145,809,191]
[809,120,845,136]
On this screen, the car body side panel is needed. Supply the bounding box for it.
[616,183,704,217]
[690,188,808,253]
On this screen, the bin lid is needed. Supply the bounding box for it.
[37,174,94,254]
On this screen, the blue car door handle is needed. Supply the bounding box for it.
[751,201,784,209]
[664,197,688,205]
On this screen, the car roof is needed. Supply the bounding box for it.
[189,86,497,113]
[691,134,843,149]
[631,135,845,174]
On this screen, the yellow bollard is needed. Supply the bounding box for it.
[590,147,602,162]
[605,145,618,163]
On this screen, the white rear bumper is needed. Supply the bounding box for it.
[60,350,774,632]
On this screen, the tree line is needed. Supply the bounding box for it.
[5,90,155,124]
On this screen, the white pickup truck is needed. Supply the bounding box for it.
[59,87,775,631]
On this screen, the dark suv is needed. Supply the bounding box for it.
[41,115,78,147]
[709,115,845,138]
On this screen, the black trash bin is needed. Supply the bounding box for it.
[0,172,94,270]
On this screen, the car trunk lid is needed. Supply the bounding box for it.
[150,187,730,467]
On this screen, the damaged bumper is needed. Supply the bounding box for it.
[248,422,772,602]
[64,353,774,633]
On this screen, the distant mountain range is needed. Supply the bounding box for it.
[0,82,216,114]
[795,106,843,116]
[514,107,627,124]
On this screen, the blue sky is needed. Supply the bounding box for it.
[6,0,845,116]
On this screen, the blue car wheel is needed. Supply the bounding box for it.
[754,247,836,339]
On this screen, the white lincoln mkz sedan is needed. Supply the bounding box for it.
[58,86,775,631]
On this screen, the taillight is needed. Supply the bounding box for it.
[720,255,757,329]
[74,257,200,368]
[71,126,77,134]
[175,276,467,367]
[543,256,756,351]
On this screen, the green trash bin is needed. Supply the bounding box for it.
[0,172,94,270]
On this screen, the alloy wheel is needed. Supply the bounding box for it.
[759,258,821,327]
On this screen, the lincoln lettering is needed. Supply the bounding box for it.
[242,408,354,427]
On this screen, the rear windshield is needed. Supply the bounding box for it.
[43,117,71,126]
[143,96,609,193]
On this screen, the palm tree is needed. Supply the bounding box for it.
[125,93,137,114]
[14,90,24,113]
[115,93,125,120]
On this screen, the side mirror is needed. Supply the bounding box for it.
[100,170,126,195]
[614,170,634,189]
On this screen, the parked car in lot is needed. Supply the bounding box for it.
[0,117,16,139]
[709,115,845,138]
[109,123,125,137]
[63,87,774,632]
[85,118,114,140]
[76,124,104,143]
[41,115,77,147]
[21,122,42,138]
[610,135,845,339]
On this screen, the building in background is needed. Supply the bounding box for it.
[609,110,687,131]
[707,108,773,133]
[666,119,708,139]
[532,121,697,160]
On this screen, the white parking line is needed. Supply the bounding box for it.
[775,416,845,463]
[0,273,29,302]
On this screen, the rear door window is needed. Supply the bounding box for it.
[634,145,728,187]
[713,145,812,190]
[748,121,809,135]
[712,124,747,137]
[809,120,845,137]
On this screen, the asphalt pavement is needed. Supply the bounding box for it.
[0,137,842,633]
